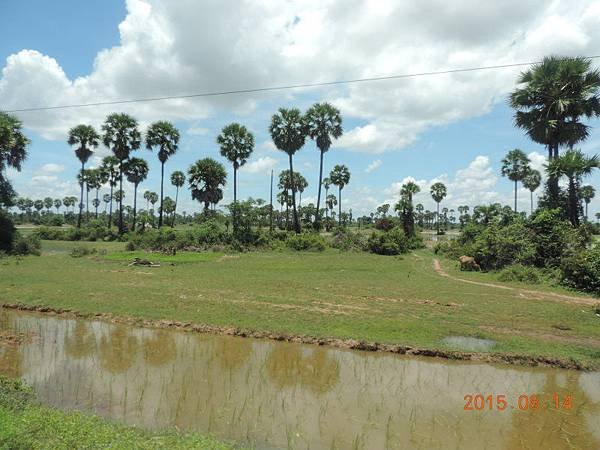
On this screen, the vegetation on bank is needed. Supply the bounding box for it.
[0,376,235,449]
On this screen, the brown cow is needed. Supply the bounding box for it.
[459,255,481,272]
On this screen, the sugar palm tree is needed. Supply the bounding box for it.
[102,114,141,233]
[580,185,595,221]
[430,182,447,234]
[522,169,541,214]
[68,124,100,228]
[547,149,599,226]
[269,108,307,233]
[53,198,62,214]
[145,121,179,228]
[322,177,331,218]
[217,123,254,228]
[305,102,343,226]
[103,193,111,213]
[85,169,103,219]
[510,56,600,205]
[501,149,530,212]
[188,158,227,212]
[170,171,186,227]
[329,164,350,226]
[100,156,119,228]
[124,157,149,231]
[326,194,337,219]
[398,181,420,237]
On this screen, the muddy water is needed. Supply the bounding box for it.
[1,309,599,450]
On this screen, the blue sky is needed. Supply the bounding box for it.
[2,0,600,216]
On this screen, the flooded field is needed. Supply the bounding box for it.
[1,307,599,449]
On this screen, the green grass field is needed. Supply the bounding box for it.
[0,376,234,450]
[1,239,599,368]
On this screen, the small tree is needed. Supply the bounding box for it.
[329,165,351,226]
[430,182,447,234]
[501,149,530,212]
[522,169,541,215]
[170,171,186,227]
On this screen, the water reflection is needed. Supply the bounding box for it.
[1,308,599,450]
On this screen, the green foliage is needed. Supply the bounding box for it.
[367,226,409,255]
[528,208,584,267]
[0,210,40,255]
[12,234,41,256]
[70,245,97,258]
[560,246,600,295]
[497,264,543,284]
[329,227,366,251]
[0,209,16,252]
[286,233,327,251]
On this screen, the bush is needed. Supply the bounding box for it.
[559,246,600,295]
[367,227,409,255]
[528,209,584,268]
[70,246,96,258]
[12,234,41,256]
[329,227,366,251]
[433,239,464,259]
[497,264,542,284]
[374,217,395,231]
[286,233,327,251]
[0,210,16,253]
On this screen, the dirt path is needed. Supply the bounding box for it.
[432,258,600,306]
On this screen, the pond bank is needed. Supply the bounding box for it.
[1,302,590,370]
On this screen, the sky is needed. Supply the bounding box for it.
[2,0,600,217]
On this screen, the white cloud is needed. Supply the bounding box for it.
[365,159,381,173]
[2,0,599,152]
[39,163,65,174]
[240,156,278,174]
[187,124,209,136]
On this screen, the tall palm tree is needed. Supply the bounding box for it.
[269,108,307,233]
[430,182,447,234]
[124,157,149,231]
[510,56,600,205]
[170,171,186,227]
[329,164,351,226]
[103,193,111,214]
[547,149,599,226]
[53,198,62,214]
[102,114,141,233]
[101,156,119,228]
[217,123,254,232]
[305,102,343,226]
[145,121,179,228]
[85,169,103,219]
[68,124,100,228]
[500,149,530,212]
[188,158,227,212]
[398,181,420,237]
[580,185,595,221]
[522,169,541,214]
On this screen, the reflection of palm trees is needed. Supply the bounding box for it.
[506,371,599,449]
[214,336,252,370]
[266,344,339,395]
[0,344,20,378]
[143,330,176,367]
[99,325,139,374]
[64,322,96,359]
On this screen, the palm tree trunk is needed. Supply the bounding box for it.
[172,185,179,227]
[338,186,342,226]
[77,162,84,228]
[436,202,440,234]
[159,162,164,227]
[86,188,89,221]
[530,191,533,215]
[233,165,237,233]
[118,161,124,233]
[585,202,589,221]
[108,185,113,228]
[132,183,138,231]
[514,179,518,212]
[269,170,274,233]
[95,189,99,219]
[288,154,300,233]
[568,178,579,226]
[315,150,324,225]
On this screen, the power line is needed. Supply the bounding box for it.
[6,55,600,113]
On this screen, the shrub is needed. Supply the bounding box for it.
[559,246,600,295]
[0,210,16,253]
[286,233,327,251]
[70,246,96,258]
[433,239,464,259]
[367,227,409,255]
[528,209,584,268]
[329,227,366,251]
[374,217,395,231]
[12,234,41,256]
[497,264,542,284]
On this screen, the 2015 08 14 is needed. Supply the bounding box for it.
[464,394,572,411]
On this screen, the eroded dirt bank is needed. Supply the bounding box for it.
[1,302,593,371]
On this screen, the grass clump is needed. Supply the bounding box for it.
[497,264,543,284]
[0,375,235,449]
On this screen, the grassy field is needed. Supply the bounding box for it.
[0,376,234,449]
[1,239,599,368]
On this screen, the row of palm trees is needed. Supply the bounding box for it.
[68,103,351,234]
